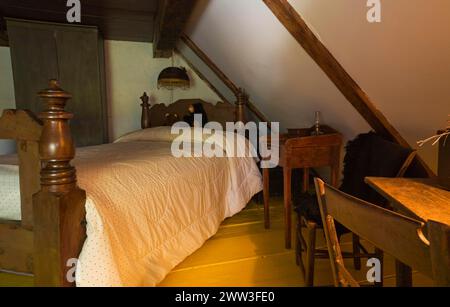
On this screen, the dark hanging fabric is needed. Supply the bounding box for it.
[340,132,412,207]
[183,103,209,127]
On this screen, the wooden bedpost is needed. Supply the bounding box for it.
[33,80,87,287]
[141,92,151,129]
[235,88,248,123]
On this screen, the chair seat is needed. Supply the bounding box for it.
[294,192,322,225]
[294,192,348,236]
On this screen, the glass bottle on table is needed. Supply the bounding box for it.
[311,111,324,136]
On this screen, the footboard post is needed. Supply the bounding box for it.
[33,80,87,287]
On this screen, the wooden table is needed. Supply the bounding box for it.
[365,177,450,286]
[365,177,450,225]
[263,127,343,249]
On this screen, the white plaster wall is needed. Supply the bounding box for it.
[186,0,450,172]
[0,47,16,154]
[185,0,371,152]
[104,40,221,141]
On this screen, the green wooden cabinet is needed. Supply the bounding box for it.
[6,19,108,147]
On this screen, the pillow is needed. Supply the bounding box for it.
[114,126,177,143]
[115,126,212,144]
[114,126,258,159]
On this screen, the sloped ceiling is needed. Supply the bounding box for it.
[185,0,450,172]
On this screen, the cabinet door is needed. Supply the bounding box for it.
[55,27,108,146]
[7,19,108,147]
[7,20,59,114]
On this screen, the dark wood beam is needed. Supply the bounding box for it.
[0,17,8,46]
[263,0,434,177]
[181,34,239,94]
[153,0,197,58]
[174,48,230,105]
[0,31,8,46]
[180,34,272,126]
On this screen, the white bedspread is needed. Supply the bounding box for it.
[0,165,21,220]
[0,129,262,287]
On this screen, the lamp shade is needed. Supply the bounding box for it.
[157,67,190,90]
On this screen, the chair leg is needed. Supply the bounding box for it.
[352,233,361,270]
[305,221,317,287]
[296,223,307,282]
[296,221,301,266]
[374,248,384,287]
[395,260,412,287]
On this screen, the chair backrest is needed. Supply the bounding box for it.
[315,178,450,287]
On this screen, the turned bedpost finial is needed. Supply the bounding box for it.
[235,88,248,123]
[37,79,77,193]
[34,80,87,287]
[141,92,151,129]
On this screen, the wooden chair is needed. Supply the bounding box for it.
[315,178,450,287]
[296,200,383,287]
[295,139,417,287]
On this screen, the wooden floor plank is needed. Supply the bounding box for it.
[161,198,434,287]
[160,251,303,287]
[0,272,33,287]
[0,198,434,287]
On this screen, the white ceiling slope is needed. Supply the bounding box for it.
[185,0,450,172]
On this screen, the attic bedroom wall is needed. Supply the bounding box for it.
[185,0,450,173]
[0,41,222,145]
[104,40,221,140]
[185,0,371,163]
[288,0,450,174]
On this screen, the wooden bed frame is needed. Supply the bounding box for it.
[140,90,248,129]
[0,80,250,286]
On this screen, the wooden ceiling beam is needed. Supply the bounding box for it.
[263,0,434,177]
[0,34,8,46]
[153,0,197,58]
[181,34,239,94]
[0,18,9,47]
[0,0,157,42]
[174,48,230,105]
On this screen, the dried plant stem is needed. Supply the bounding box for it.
[417,115,450,147]
[417,130,450,147]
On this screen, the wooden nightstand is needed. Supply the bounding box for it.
[262,126,343,249]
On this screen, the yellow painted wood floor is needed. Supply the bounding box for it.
[159,199,433,287]
[0,198,434,287]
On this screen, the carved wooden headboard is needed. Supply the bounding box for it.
[141,96,248,129]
